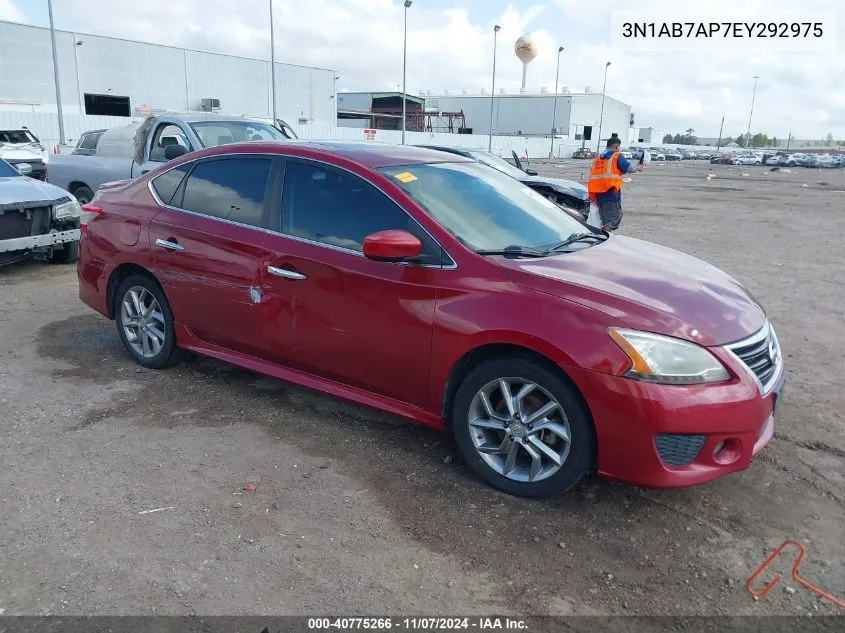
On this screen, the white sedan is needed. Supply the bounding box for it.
[731,152,763,165]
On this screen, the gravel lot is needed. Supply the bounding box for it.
[0,160,843,617]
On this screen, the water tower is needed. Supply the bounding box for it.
[514,34,539,93]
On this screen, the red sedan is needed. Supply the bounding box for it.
[77,141,785,498]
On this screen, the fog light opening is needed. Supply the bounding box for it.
[713,438,742,465]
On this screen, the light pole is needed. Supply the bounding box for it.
[47,0,65,145]
[269,0,277,123]
[488,24,501,152]
[549,46,564,158]
[596,61,610,154]
[745,75,759,148]
[716,115,725,151]
[402,0,412,144]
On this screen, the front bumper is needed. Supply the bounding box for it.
[0,228,80,253]
[565,353,785,488]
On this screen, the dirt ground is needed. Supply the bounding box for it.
[0,160,843,617]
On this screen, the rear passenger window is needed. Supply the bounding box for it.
[180,158,272,228]
[151,163,190,205]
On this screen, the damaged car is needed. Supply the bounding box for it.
[0,158,80,267]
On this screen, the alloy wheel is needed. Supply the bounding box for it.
[120,286,167,359]
[467,378,571,483]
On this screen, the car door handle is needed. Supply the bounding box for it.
[155,238,184,251]
[267,266,306,280]
[141,169,150,175]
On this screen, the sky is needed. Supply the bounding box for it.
[2,0,844,139]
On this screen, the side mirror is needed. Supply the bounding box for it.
[525,169,538,176]
[363,229,422,262]
[164,144,188,160]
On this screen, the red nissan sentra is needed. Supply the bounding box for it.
[77,141,785,498]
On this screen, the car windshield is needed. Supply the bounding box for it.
[189,120,286,147]
[0,130,38,144]
[0,159,22,177]
[466,150,528,179]
[379,161,587,252]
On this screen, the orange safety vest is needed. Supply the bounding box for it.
[587,151,625,201]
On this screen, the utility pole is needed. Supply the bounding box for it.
[596,61,610,154]
[786,131,792,151]
[716,116,724,151]
[47,0,65,145]
[401,1,412,144]
[488,25,500,152]
[269,0,277,122]
[549,46,564,159]
[745,75,759,148]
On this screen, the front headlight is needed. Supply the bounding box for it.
[53,198,81,219]
[608,328,730,385]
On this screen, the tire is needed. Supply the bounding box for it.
[114,274,180,369]
[72,185,94,205]
[754,161,761,166]
[49,240,79,264]
[450,356,596,498]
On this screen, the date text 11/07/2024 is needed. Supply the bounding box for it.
[621,22,824,38]
[306,617,529,630]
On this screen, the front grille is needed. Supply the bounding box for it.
[656,434,707,466]
[0,206,50,241]
[725,322,781,393]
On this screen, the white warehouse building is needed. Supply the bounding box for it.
[413,92,634,147]
[0,20,337,125]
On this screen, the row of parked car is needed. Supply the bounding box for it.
[709,150,845,168]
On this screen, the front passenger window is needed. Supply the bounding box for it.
[281,161,442,265]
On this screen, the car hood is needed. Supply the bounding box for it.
[520,175,588,199]
[0,176,70,210]
[496,235,765,346]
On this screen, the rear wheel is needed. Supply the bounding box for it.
[451,356,596,498]
[115,274,180,369]
[72,185,94,205]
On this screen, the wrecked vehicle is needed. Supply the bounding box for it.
[0,128,49,181]
[0,158,80,266]
[47,113,298,204]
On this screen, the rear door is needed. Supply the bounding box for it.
[148,154,277,358]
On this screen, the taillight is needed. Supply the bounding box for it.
[80,203,102,233]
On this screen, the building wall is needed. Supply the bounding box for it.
[0,20,336,124]
[411,94,630,143]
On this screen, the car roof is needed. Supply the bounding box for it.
[195,140,475,168]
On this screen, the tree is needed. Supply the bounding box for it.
[662,134,673,143]
[824,133,833,147]
[735,134,747,147]
[750,133,768,148]
[771,136,778,147]
[672,133,683,144]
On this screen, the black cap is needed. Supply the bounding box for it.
[606,137,621,148]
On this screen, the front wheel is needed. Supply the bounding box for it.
[451,357,596,498]
[49,241,78,264]
[72,185,94,205]
[115,274,180,369]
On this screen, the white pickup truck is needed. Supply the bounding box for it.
[0,128,50,181]
[47,113,297,204]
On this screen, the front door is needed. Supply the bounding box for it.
[260,158,446,407]
[148,155,275,358]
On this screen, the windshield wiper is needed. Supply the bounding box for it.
[543,232,608,253]
[475,244,550,258]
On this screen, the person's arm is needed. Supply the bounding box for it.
[617,155,641,173]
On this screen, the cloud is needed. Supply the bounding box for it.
[5,0,844,138]
[0,0,23,21]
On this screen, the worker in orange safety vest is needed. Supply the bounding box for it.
[587,136,643,231]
